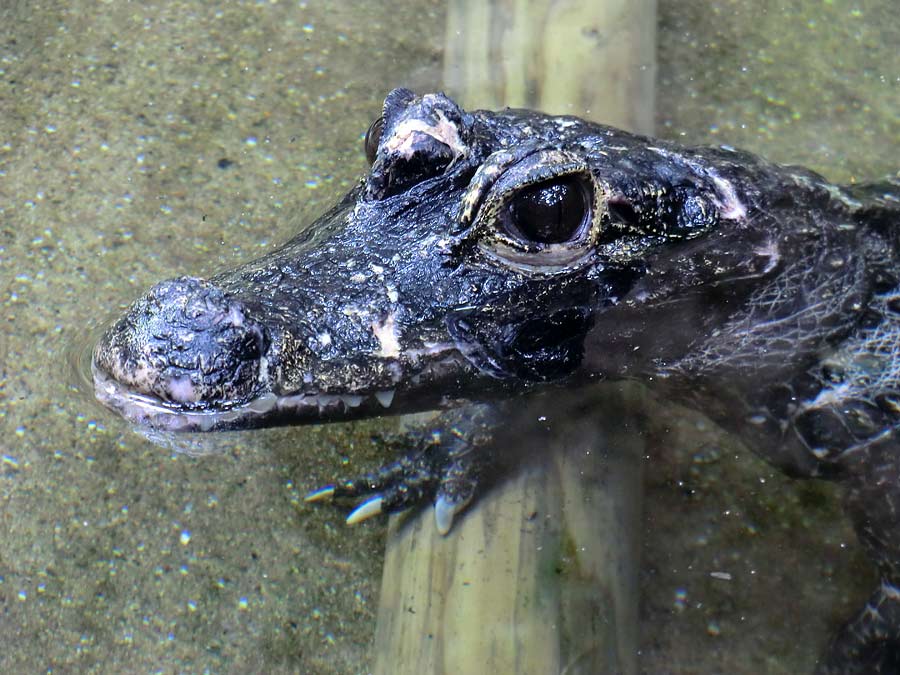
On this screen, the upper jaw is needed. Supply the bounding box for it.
[91,344,479,433]
[90,276,481,431]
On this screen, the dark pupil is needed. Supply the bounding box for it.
[509,176,588,244]
[364,117,384,165]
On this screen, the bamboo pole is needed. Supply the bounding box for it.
[375,2,656,673]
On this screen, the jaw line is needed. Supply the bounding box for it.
[91,345,478,433]
[91,360,401,433]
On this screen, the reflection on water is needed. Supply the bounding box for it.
[63,314,108,415]
[0,1,897,673]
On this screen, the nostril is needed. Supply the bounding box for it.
[93,276,269,408]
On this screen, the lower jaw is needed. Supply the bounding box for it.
[91,362,402,433]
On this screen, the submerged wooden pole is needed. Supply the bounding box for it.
[375,2,656,673]
[374,388,647,674]
[443,0,656,133]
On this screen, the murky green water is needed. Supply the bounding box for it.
[0,1,896,673]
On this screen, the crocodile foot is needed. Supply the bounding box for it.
[305,404,497,534]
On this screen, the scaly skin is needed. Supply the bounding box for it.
[92,89,900,671]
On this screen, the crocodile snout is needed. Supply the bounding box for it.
[93,276,269,410]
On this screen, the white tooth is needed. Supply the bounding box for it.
[247,393,277,414]
[341,394,364,408]
[374,390,395,408]
[316,394,339,412]
[198,414,217,432]
[278,394,305,409]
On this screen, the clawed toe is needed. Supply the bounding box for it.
[303,485,336,503]
[346,495,385,525]
[434,493,472,534]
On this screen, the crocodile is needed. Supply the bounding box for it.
[92,88,900,673]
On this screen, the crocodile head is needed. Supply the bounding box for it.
[92,88,820,432]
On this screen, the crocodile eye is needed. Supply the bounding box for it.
[506,176,591,244]
[364,116,384,165]
[459,148,604,274]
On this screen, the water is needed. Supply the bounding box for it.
[0,1,897,673]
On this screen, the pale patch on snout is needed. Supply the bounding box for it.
[372,313,402,358]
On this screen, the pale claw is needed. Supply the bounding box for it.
[304,485,336,503]
[434,494,470,535]
[346,496,384,525]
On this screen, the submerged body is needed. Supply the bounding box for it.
[93,89,899,672]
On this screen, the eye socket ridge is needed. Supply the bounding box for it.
[459,147,606,248]
[457,147,608,274]
[483,165,599,258]
[480,170,603,274]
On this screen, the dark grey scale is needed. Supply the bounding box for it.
[793,403,883,462]
[760,382,801,425]
[876,392,900,415]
